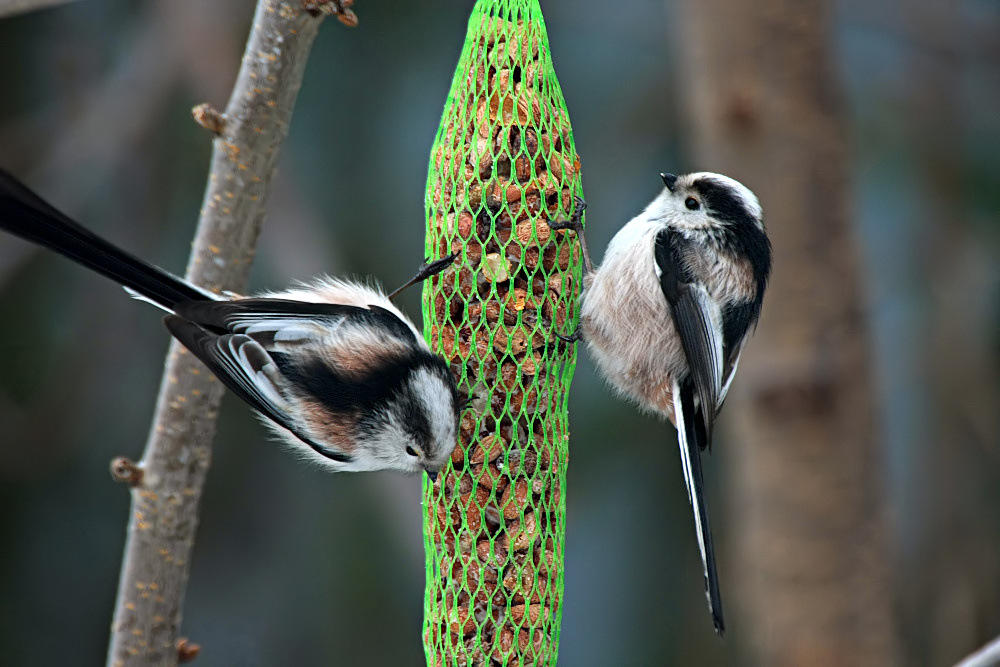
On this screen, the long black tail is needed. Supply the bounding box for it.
[675,377,726,635]
[0,169,211,311]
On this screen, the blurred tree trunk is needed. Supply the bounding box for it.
[906,1,1000,663]
[674,1,901,665]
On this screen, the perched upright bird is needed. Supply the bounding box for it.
[0,168,461,479]
[551,172,772,634]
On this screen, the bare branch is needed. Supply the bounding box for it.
[0,0,79,19]
[175,638,201,664]
[191,103,226,136]
[303,0,357,26]
[110,457,144,487]
[105,1,340,664]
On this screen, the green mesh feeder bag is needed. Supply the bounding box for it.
[421,1,584,665]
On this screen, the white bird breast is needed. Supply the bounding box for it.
[579,216,688,419]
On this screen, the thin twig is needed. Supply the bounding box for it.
[0,0,79,19]
[105,1,342,664]
[955,635,1000,667]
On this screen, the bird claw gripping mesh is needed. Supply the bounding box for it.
[421,2,583,665]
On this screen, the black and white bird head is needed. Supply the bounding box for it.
[343,351,461,478]
[652,171,765,237]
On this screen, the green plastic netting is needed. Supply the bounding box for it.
[421,1,583,665]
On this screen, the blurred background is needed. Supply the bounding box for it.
[0,0,997,665]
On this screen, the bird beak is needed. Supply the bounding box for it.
[661,172,678,192]
[425,469,438,483]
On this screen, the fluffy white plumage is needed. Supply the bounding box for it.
[0,168,461,479]
[561,171,772,635]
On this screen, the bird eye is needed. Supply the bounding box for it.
[406,446,419,457]
[685,197,700,211]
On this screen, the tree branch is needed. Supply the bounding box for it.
[0,0,79,19]
[106,2,341,664]
[955,635,1000,667]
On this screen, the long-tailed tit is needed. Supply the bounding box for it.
[551,172,772,635]
[0,169,461,479]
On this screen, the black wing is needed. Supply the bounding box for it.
[718,300,760,405]
[163,315,351,463]
[654,229,724,442]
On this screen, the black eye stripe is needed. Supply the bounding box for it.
[275,349,446,417]
[692,178,753,224]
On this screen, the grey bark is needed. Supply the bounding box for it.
[674,0,901,664]
[106,2,331,664]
